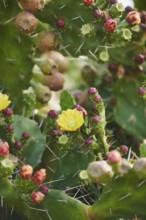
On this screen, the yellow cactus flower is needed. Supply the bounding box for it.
[0,93,11,111]
[57,109,84,131]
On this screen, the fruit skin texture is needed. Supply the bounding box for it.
[20,165,33,180]
[83,0,94,6]
[126,11,141,26]
[33,169,46,185]
[17,0,45,13]
[15,12,38,35]
[44,72,65,91]
[107,150,122,164]
[41,51,69,73]
[36,31,58,52]
[87,161,114,184]
[31,191,45,204]
[104,19,117,32]
[133,158,146,177]
[0,141,9,156]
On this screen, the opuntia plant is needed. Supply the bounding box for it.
[0,0,146,219]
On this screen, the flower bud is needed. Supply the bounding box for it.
[125,6,133,13]
[135,54,145,64]
[56,19,65,28]
[73,105,87,118]
[22,132,30,140]
[48,110,58,118]
[88,87,97,95]
[20,165,33,180]
[14,141,23,149]
[93,8,103,19]
[119,145,128,154]
[87,161,114,184]
[31,191,45,204]
[0,141,9,156]
[92,115,101,123]
[3,108,13,117]
[126,11,141,26]
[104,19,117,32]
[107,150,122,164]
[33,169,46,185]
[140,11,146,24]
[138,87,146,97]
[85,137,94,147]
[40,185,49,195]
[94,95,102,103]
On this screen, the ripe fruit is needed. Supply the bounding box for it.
[17,0,46,13]
[83,0,94,6]
[36,31,58,52]
[41,51,69,73]
[33,169,46,185]
[108,150,122,164]
[31,191,45,204]
[15,12,38,34]
[0,141,9,156]
[44,72,65,91]
[20,165,33,180]
[104,19,117,32]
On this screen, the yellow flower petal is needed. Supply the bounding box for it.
[57,109,84,132]
[0,93,11,111]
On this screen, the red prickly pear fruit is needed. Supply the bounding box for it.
[133,158,146,178]
[0,141,9,156]
[20,165,33,180]
[33,169,46,185]
[83,0,94,6]
[87,161,114,184]
[17,0,46,13]
[104,19,117,32]
[108,150,122,164]
[126,11,141,26]
[31,191,45,204]
[43,72,65,91]
[15,12,38,35]
[36,31,59,52]
[41,51,69,73]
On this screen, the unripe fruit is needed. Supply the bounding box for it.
[17,0,46,13]
[104,19,117,32]
[126,11,141,26]
[117,159,132,176]
[31,191,45,204]
[108,150,122,164]
[125,6,134,13]
[0,141,9,156]
[87,161,114,184]
[35,57,57,75]
[34,84,52,104]
[33,169,46,185]
[20,165,33,180]
[81,65,97,85]
[15,12,38,34]
[109,0,117,5]
[133,158,146,177]
[36,31,58,52]
[72,90,88,106]
[83,0,94,6]
[44,72,65,91]
[41,51,69,73]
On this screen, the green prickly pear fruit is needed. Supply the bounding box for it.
[15,12,38,35]
[0,155,18,177]
[33,57,57,75]
[117,158,132,176]
[36,31,59,52]
[41,51,69,73]
[43,72,65,91]
[81,65,97,86]
[33,83,52,103]
[87,161,114,184]
[133,157,146,178]
[17,0,46,13]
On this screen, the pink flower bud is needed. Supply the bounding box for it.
[33,169,46,185]
[20,165,33,180]
[108,150,121,164]
[126,11,141,26]
[31,191,45,204]
[0,141,9,156]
